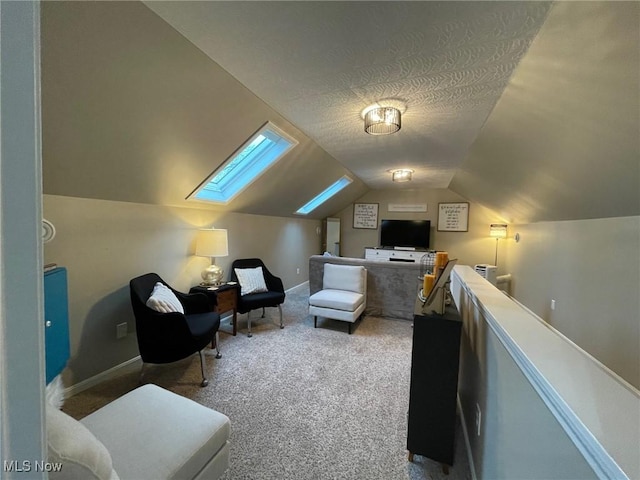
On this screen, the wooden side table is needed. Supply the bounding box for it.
[189,284,239,336]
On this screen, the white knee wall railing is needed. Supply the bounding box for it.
[451,265,638,480]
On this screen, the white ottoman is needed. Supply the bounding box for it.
[81,384,230,480]
[48,384,230,480]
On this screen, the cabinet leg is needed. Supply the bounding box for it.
[408,452,414,463]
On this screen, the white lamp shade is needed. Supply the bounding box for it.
[489,224,508,239]
[195,229,229,257]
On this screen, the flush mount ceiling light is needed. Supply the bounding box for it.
[364,106,401,135]
[391,169,413,182]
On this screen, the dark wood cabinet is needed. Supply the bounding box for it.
[407,305,462,468]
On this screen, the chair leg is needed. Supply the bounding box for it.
[247,311,253,338]
[314,316,317,328]
[214,331,222,359]
[278,304,284,329]
[198,350,208,387]
[261,307,266,318]
[348,323,352,334]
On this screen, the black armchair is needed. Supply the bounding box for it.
[129,273,221,387]
[230,258,285,337]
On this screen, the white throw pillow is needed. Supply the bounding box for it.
[145,282,184,314]
[47,404,119,480]
[46,374,66,409]
[235,266,268,296]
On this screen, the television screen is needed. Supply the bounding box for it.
[380,220,430,249]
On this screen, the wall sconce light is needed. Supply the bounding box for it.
[391,169,413,182]
[195,228,229,285]
[364,106,401,135]
[489,224,507,266]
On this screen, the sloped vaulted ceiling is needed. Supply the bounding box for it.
[41,1,637,222]
[450,1,640,223]
[40,1,368,219]
[144,1,552,190]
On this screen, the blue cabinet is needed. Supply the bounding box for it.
[44,267,70,384]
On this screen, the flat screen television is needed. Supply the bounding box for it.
[380,219,431,249]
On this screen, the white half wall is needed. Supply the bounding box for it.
[452,265,639,480]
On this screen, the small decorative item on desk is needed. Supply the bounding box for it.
[422,274,436,297]
[416,258,457,316]
[419,252,436,300]
[433,251,449,279]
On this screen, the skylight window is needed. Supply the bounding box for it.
[296,176,353,215]
[188,122,297,204]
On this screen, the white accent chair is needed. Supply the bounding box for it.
[308,263,367,334]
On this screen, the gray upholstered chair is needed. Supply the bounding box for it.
[308,263,367,334]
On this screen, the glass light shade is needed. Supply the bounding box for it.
[364,107,401,135]
[391,169,413,182]
[489,224,508,239]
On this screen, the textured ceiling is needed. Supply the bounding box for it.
[144,1,552,190]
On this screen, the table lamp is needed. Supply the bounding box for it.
[196,228,229,285]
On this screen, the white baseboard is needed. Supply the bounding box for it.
[64,356,142,398]
[286,280,308,294]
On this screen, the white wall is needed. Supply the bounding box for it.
[44,194,320,386]
[0,1,47,474]
[504,216,640,389]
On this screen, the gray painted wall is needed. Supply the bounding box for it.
[44,194,320,386]
[336,188,505,269]
[504,216,640,389]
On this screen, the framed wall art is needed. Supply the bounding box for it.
[353,203,379,229]
[437,202,469,232]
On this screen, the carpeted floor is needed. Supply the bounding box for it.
[63,284,472,480]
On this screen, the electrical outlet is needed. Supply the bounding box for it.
[296,268,300,275]
[116,322,128,339]
[475,403,482,437]
[551,299,556,311]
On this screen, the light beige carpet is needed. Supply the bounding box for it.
[63,284,472,480]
